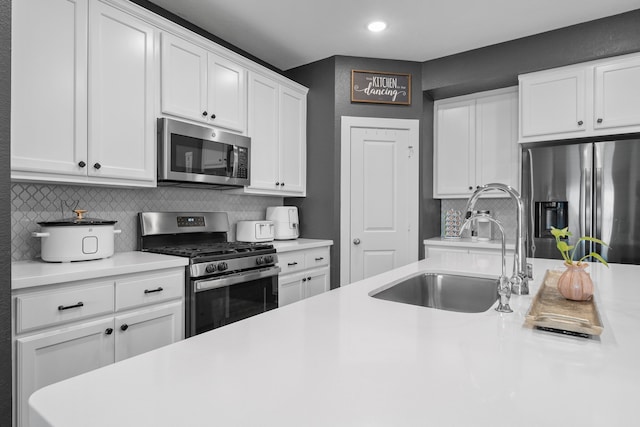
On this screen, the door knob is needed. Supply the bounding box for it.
[353,238,361,245]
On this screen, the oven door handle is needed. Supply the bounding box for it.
[194,267,281,292]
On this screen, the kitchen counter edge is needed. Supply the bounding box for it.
[11,251,189,290]
[271,238,333,253]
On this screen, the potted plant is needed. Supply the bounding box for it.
[550,227,609,301]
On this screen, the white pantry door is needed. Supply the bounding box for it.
[340,117,419,285]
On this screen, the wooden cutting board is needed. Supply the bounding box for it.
[524,269,603,337]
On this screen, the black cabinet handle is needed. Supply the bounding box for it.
[302,278,307,282]
[597,118,603,123]
[307,277,311,281]
[105,328,113,335]
[468,186,473,190]
[202,111,208,116]
[58,302,84,311]
[144,287,164,294]
[315,257,324,261]
[210,113,216,119]
[577,120,584,126]
[78,161,86,168]
[120,324,129,331]
[93,162,101,169]
[275,182,280,186]
[281,182,285,187]
[288,262,298,266]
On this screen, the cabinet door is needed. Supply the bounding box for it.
[16,318,114,427]
[278,273,303,307]
[247,72,280,190]
[424,246,468,258]
[114,301,183,362]
[88,1,156,183]
[520,68,587,139]
[160,33,208,122]
[278,85,307,195]
[11,0,88,177]
[594,57,640,130]
[434,99,476,197]
[208,53,247,133]
[304,267,330,299]
[475,90,519,192]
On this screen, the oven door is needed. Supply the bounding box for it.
[188,266,280,336]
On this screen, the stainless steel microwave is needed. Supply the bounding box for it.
[157,118,250,188]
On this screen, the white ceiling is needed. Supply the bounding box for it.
[148,0,640,71]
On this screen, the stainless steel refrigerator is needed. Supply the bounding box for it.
[522,138,640,264]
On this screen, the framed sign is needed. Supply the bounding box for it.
[351,70,411,105]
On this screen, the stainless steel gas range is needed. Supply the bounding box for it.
[138,211,279,337]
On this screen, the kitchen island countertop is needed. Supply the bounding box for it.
[29,253,640,426]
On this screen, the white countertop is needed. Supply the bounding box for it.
[12,251,189,290]
[271,238,333,252]
[29,254,640,427]
[424,236,516,250]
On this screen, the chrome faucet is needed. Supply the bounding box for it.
[460,212,512,313]
[463,183,530,295]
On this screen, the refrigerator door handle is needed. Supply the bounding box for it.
[580,144,593,259]
[593,144,604,255]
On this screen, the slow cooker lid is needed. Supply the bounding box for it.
[38,209,117,226]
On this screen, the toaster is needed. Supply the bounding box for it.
[236,220,275,242]
[266,206,299,240]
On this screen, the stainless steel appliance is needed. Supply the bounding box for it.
[157,118,250,188]
[522,138,640,264]
[138,211,279,337]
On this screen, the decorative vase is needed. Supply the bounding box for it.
[557,262,594,301]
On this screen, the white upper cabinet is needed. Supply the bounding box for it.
[88,0,156,183]
[593,55,640,131]
[161,33,247,133]
[519,68,587,140]
[11,0,88,178]
[11,0,156,187]
[236,71,307,197]
[519,52,640,143]
[434,87,519,199]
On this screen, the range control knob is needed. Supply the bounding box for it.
[256,256,264,265]
[264,255,274,264]
[217,262,228,271]
[205,263,217,274]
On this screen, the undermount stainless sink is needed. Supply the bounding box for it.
[370,273,499,313]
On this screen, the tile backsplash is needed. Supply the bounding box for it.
[440,198,518,241]
[11,183,283,261]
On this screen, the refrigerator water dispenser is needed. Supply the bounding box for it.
[535,201,568,238]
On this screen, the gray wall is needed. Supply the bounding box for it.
[287,56,438,287]
[423,9,640,100]
[1,0,11,424]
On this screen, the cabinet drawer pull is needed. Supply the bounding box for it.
[314,257,324,261]
[105,328,113,335]
[287,262,298,266]
[120,324,129,331]
[144,287,164,294]
[58,302,84,311]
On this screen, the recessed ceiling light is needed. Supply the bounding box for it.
[367,21,387,32]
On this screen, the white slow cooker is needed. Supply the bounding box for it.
[32,209,122,262]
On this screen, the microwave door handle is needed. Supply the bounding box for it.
[232,146,239,177]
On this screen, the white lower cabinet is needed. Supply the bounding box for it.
[13,268,184,427]
[424,240,515,264]
[276,244,331,306]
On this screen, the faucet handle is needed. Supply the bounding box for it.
[510,275,530,295]
[496,275,513,313]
